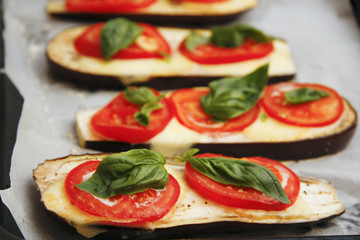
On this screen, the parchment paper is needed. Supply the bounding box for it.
[0,0,359,239]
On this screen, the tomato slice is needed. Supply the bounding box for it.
[170,88,260,134]
[66,0,156,13]
[186,154,300,211]
[261,82,344,127]
[179,38,274,65]
[90,90,173,143]
[65,161,180,223]
[74,22,171,60]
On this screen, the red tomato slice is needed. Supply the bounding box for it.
[65,161,180,223]
[170,88,260,134]
[74,22,171,60]
[179,38,274,65]
[90,90,173,143]
[66,0,156,13]
[261,82,344,127]
[186,153,300,211]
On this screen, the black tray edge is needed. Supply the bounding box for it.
[351,0,360,27]
[0,73,24,239]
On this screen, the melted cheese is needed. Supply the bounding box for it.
[38,159,344,238]
[47,0,258,15]
[76,100,355,157]
[47,26,296,86]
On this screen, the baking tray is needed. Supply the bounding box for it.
[0,74,24,240]
[0,0,24,238]
[351,0,360,27]
[1,0,360,239]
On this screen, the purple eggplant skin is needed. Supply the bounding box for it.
[40,204,345,240]
[48,12,247,26]
[47,55,295,90]
[93,214,345,240]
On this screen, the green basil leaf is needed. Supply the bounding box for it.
[201,64,268,122]
[210,24,272,48]
[260,113,268,122]
[182,149,289,204]
[284,87,330,105]
[157,51,171,62]
[210,26,245,48]
[124,86,164,126]
[232,24,272,43]
[76,149,169,198]
[124,86,159,105]
[185,24,271,50]
[101,18,143,60]
[181,148,200,162]
[135,101,164,126]
[185,31,210,51]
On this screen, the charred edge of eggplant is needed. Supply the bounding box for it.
[38,200,345,240]
[84,142,150,154]
[37,198,85,237]
[48,11,248,26]
[83,103,357,161]
[94,211,346,240]
[47,56,295,90]
[192,123,357,160]
[32,153,112,178]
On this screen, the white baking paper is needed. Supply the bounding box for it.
[0,0,359,239]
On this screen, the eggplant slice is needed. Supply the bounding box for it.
[76,99,357,160]
[47,26,296,90]
[47,0,258,25]
[33,153,345,239]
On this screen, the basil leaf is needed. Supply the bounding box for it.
[101,18,143,60]
[157,51,171,62]
[260,113,268,122]
[185,24,271,50]
[232,24,272,43]
[181,148,200,162]
[135,101,164,126]
[124,86,159,105]
[210,26,245,48]
[284,87,330,105]
[185,31,210,51]
[124,86,164,126]
[182,149,290,204]
[210,24,272,48]
[201,64,268,122]
[76,149,169,198]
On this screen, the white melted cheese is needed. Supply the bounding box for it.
[82,171,121,207]
[76,100,355,158]
[47,0,258,15]
[39,160,344,238]
[47,27,296,85]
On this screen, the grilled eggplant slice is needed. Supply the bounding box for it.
[47,26,296,90]
[47,0,258,25]
[76,98,357,160]
[33,153,345,238]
